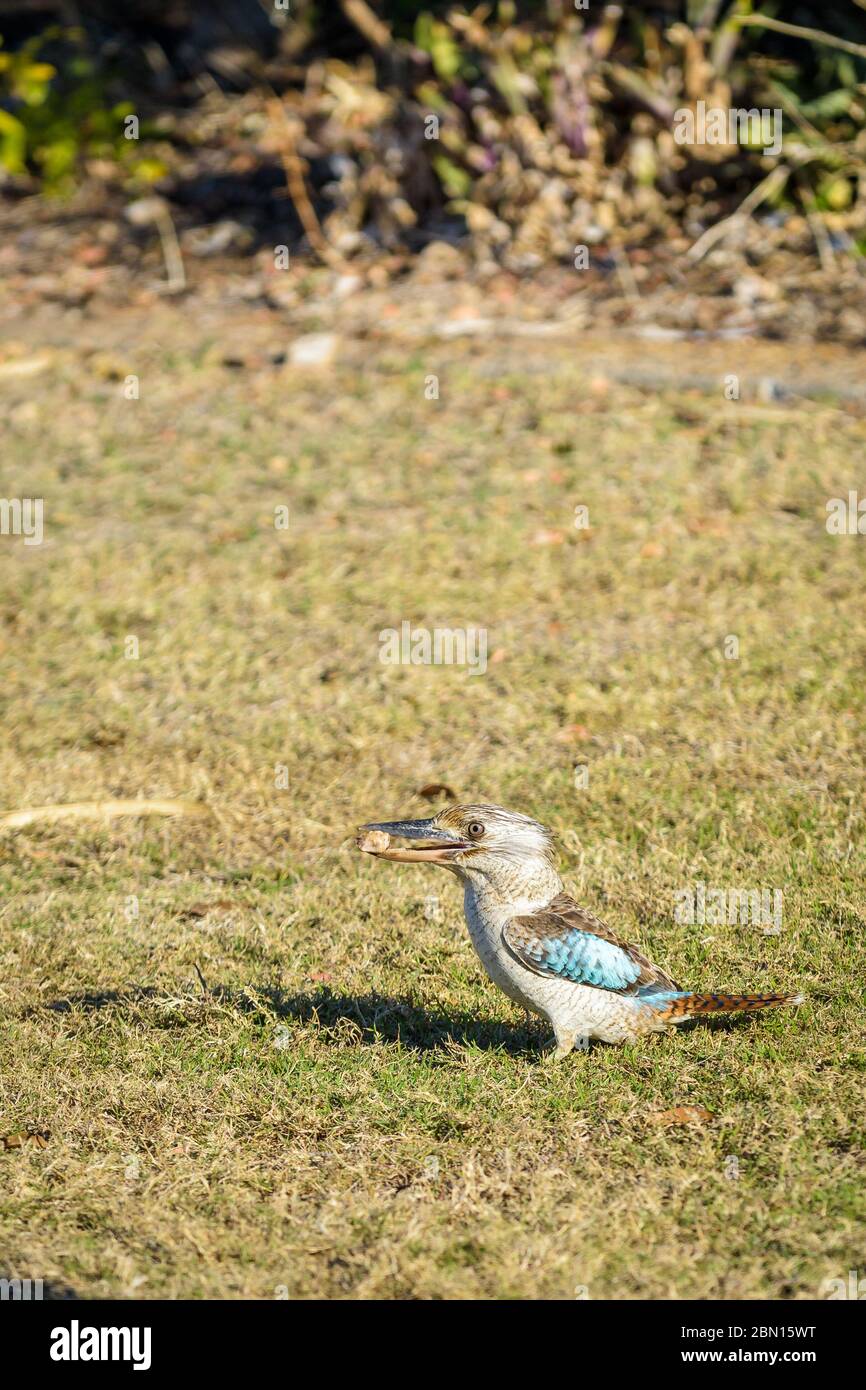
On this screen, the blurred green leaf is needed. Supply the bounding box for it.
[414,14,462,82]
[0,25,145,191]
[131,157,168,184]
[432,152,471,196]
[0,109,26,173]
[801,90,854,120]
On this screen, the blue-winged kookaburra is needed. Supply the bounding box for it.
[357,803,802,1057]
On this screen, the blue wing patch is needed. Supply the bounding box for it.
[508,926,642,989]
[503,894,678,995]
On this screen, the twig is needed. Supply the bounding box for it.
[154,203,186,293]
[125,196,185,292]
[733,14,866,62]
[687,165,790,263]
[798,179,837,273]
[766,79,830,150]
[0,800,211,830]
[339,0,394,55]
[805,206,835,273]
[612,244,641,302]
[266,98,344,269]
[601,62,675,124]
[827,226,866,276]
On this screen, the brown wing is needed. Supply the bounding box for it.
[503,892,679,994]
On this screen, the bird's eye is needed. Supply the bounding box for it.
[467,822,485,839]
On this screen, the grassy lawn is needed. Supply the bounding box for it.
[1,334,864,1298]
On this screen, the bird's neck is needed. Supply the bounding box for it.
[460,859,562,921]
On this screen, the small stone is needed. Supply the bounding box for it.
[367,264,390,289]
[74,243,108,267]
[125,196,168,227]
[332,274,363,301]
[185,221,250,257]
[438,317,495,338]
[734,272,779,306]
[413,240,465,283]
[289,333,340,369]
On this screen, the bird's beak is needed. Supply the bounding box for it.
[356,818,470,863]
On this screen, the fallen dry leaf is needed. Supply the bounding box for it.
[532,528,566,546]
[648,1106,713,1128]
[686,515,729,537]
[179,900,237,919]
[2,1130,50,1151]
[554,723,590,743]
[417,783,456,800]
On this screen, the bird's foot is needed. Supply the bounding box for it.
[549,1032,578,1061]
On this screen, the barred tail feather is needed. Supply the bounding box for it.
[654,991,804,1023]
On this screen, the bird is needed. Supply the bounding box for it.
[357,803,802,1057]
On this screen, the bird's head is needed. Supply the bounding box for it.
[357,803,557,889]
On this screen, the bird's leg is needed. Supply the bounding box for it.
[550,1028,577,1061]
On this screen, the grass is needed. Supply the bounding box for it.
[0,331,864,1299]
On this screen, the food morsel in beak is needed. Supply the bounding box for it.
[357,829,391,853]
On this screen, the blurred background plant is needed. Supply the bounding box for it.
[0,24,160,192]
[0,0,865,268]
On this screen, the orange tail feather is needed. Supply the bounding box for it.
[658,991,803,1022]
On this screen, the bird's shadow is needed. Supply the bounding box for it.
[42,985,546,1057]
[255,986,548,1056]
